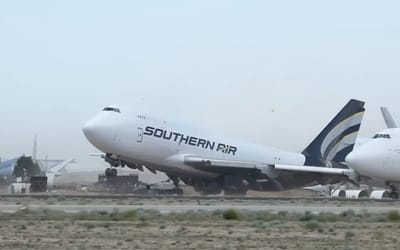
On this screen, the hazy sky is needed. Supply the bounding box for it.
[1,1,400,167]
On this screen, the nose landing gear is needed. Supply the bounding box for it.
[105,168,118,177]
[102,153,120,177]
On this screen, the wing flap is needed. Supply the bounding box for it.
[184,155,266,169]
[184,156,279,178]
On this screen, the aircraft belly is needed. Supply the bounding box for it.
[119,155,218,179]
[162,155,219,179]
[274,173,318,190]
[160,165,218,179]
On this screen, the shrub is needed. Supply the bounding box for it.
[277,211,288,218]
[110,210,137,221]
[387,211,400,221]
[304,220,321,231]
[122,210,137,220]
[345,231,355,239]
[300,211,315,222]
[223,209,240,220]
[316,212,338,222]
[341,209,356,218]
[244,211,277,221]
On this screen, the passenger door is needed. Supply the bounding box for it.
[137,127,143,143]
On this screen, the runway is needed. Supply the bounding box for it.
[1,198,399,214]
[0,193,398,202]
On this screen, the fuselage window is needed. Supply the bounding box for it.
[103,107,121,113]
[373,134,391,139]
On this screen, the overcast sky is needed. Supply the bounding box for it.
[1,1,399,168]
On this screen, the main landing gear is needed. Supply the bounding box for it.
[168,175,184,195]
[386,181,399,199]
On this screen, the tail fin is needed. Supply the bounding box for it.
[380,107,398,128]
[302,99,365,166]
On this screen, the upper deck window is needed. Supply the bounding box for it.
[373,134,391,139]
[102,107,121,113]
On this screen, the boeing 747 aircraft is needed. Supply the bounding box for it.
[83,100,365,195]
[346,107,400,198]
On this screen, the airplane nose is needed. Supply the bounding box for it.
[345,144,384,176]
[82,109,126,155]
[82,119,98,142]
[82,116,116,152]
[345,151,361,168]
[346,148,373,171]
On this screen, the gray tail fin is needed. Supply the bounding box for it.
[380,107,398,128]
[302,99,365,166]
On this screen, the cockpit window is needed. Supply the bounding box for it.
[373,134,391,139]
[102,107,121,113]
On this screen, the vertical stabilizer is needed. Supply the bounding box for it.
[380,107,398,128]
[302,99,365,166]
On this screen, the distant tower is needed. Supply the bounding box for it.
[32,134,37,162]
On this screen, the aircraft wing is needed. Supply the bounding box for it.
[46,158,75,175]
[184,156,356,181]
[183,155,276,176]
[275,164,359,185]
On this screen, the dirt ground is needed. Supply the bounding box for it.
[1,212,400,250]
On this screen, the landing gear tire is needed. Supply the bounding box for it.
[387,182,399,199]
[389,192,399,199]
[105,168,112,177]
[168,175,184,195]
[105,168,118,177]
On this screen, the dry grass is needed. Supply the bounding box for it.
[0,209,398,249]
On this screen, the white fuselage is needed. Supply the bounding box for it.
[83,108,306,179]
[346,128,400,183]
